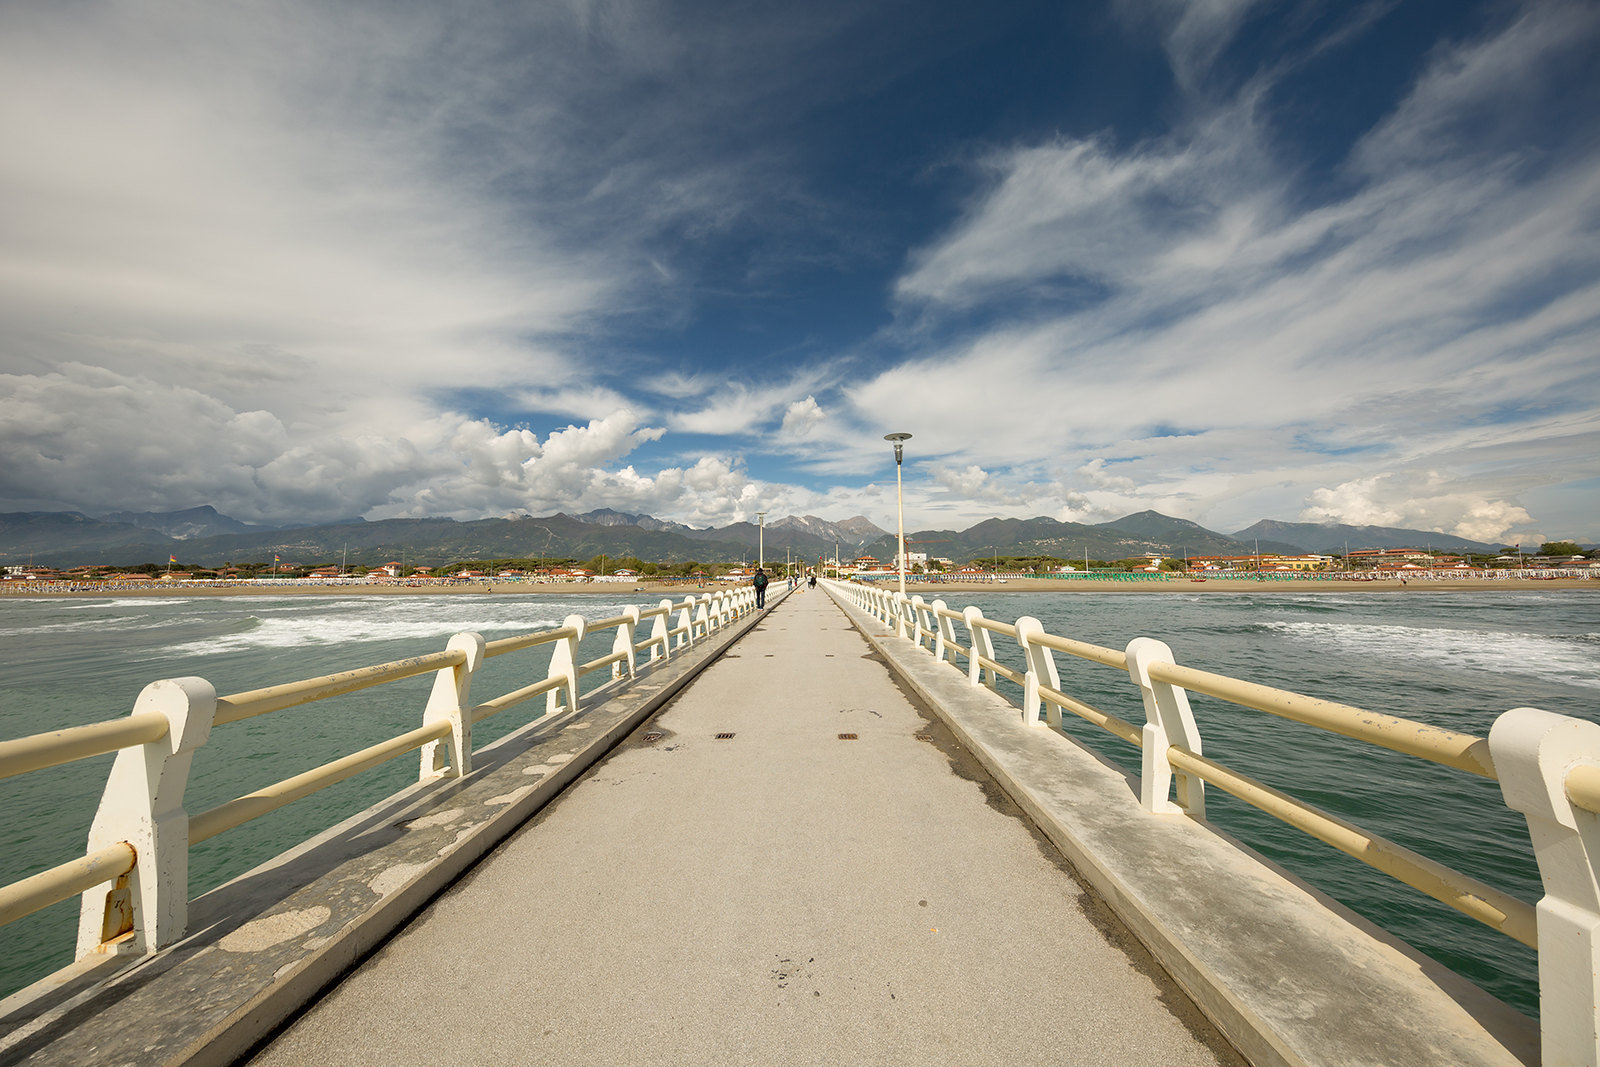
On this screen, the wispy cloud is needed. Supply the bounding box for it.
[859,0,1600,540]
[1,1,1596,541]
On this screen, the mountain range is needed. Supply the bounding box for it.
[0,505,1514,570]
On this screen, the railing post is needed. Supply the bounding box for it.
[547,614,586,716]
[650,600,673,661]
[910,596,930,648]
[1490,707,1600,1066]
[932,600,958,662]
[963,607,996,688]
[693,595,710,639]
[891,591,910,638]
[76,676,216,958]
[1016,617,1060,728]
[613,608,639,679]
[676,596,696,647]
[419,632,485,780]
[1125,638,1205,816]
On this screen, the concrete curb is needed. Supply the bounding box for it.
[0,593,784,1067]
[824,585,1537,1067]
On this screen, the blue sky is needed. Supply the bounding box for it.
[1,0,1597,543]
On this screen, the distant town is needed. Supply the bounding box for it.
[4,541,1597,592]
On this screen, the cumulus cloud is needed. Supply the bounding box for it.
[2,1,1597,541]
[780,396,826,437]
[1301,474,1534,543]
[1076,459,1137,493]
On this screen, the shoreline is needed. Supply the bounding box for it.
[2,576,1596,598]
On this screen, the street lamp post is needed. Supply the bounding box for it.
[884,433,912,597]
[756,511,766,572]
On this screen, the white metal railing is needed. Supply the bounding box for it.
[0,587,758,965]
[823,577,1600,1066]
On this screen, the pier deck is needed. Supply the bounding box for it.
[249,587,1241,1066]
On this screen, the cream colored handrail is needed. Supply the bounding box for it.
[0,712,170,782]
[1032,632,1127,670]
[470,677,567,724]
[190,720,452,844]
[214,650,468,726]
[483,626,578,658]
[975,655,1026,687]
[0,843,137,927]
[0,593,727,952]
[1567,763,1600,815]
[825,577,1545,950]
[969,617,1019,639]
[1038,683,1142,747]
[1167,745,1537,947]
[580,650,631,676]
[1146,660,1496,779]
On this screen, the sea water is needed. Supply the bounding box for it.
[949,589,1600,1017]
[0,592,668,1001]
[1,591,1596,1015]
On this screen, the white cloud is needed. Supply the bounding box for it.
[867,1,1600,535]
[1301,474,1534,543]
[780,396,826,437]
[1114,0,1272,90]
[1076,459,1137,492]
[1353,3,1600,176]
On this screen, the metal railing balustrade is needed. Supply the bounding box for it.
[0,588,756,962]
[824,577,1600,1067]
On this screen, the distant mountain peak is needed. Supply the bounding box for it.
[97,505,272,540]
[1229,519,1498,555]
[571,508,693,533]
[769,514,888,542]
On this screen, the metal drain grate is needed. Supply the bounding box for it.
[715,732,736,740]
[915,734,934,742]
[838,733,859,740]
[643,731,664,742]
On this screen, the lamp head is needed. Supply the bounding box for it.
[884,432,911,463]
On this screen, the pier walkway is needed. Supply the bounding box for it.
[249,588,1241,1066]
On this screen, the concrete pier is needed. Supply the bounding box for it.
[249,587,1242,1066]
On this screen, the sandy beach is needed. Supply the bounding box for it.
[4,575,1595,598]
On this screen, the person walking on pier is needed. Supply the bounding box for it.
[753,566,769,608]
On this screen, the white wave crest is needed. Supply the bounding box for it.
[1266,620,1600,691]
[162,597,652,656]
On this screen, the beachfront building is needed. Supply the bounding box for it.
[1187,554,1334,572]
[1348,548,1436,567]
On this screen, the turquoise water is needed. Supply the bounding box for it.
[944,589,1600,1017]
[0,592,676,1000]
[1,590,1596,1015]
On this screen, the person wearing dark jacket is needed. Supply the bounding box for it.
[752,567,769,608]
